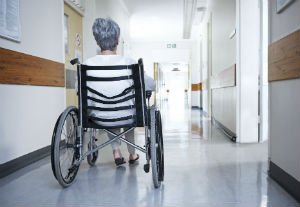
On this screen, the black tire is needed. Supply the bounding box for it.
[51,113,62,179]
[51,106,80,187]
[150,107,164,188]
[156,111,164,182]
[87,139,98,166]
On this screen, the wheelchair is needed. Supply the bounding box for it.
[51,58,164,188]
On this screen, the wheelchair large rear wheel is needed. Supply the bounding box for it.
[51,106,80,187]
[150,108,164,188]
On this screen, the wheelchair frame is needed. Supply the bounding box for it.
[51,58,164,188]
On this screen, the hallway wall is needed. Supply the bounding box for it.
[200,19,210,116]
[191,38,201,108]
[268,0,300,197]
[0,0,65,164]
[201,0,261,143]
[210,0,236,76]
[269,0,300,43]
[200,0,236,132]
[210,0,236,133]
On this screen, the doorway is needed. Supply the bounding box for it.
[64,2,83,107]
[155,62,190,137]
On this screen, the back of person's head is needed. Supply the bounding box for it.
[92,18,120,51]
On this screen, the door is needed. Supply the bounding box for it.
[64,3,83,107]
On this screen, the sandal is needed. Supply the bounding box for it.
[115,157,126,166]
[129,154,139,164]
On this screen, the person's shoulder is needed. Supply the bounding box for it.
[121,56,137,65]
[84,55,100,65]
[84,55,136,65]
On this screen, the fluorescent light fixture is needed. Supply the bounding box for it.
[172,68,180,71]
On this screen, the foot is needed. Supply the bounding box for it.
[113,149,126,166]
[113,149,122,159]
[129,154,139,164]
[115,157,126,166]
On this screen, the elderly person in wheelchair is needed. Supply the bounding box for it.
[51,17,164,188]
[85,18,155,166]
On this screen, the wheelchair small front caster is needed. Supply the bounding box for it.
[144,164,150,173]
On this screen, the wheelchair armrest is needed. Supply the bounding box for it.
[146,90,152,99]
[70,58,80,65]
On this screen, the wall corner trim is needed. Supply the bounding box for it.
[0,145,51,179]
[269,161,300,202]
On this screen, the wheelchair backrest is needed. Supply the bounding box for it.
[77,58,147,129]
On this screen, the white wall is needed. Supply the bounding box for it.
[0,86,64,164]
[210,0,236,75]
[269,0,300,181]
[236,0,260,143]
[0,0,65,164]
[269,0,300,43]
[259,0,269,143]
[200,20,210,115]
[83,0,131,61]
[269,80,300,182]
[201,0,236,128]
[201,0,261,143]
[210,0,236,133]
[212,88,236,132]
[0,0,64,62]
[191,38,201,108]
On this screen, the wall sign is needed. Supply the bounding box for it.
[167,43,176,48]
[75,33,81,47]
[0,0,21,42]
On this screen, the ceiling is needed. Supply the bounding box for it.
[122,0,207,41]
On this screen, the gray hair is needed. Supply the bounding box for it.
[92,18,120,51]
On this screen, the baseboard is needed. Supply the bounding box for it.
[269,161,300,202]
[0,145,51,178]
[213,118,237,142]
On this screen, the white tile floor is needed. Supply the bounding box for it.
[0,106,299,207]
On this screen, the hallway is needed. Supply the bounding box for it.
[0,109,298,207]
[1,0,300,206]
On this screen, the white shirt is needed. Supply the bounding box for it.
[84,55,155,126]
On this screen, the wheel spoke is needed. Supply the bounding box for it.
[52,106,80,187]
